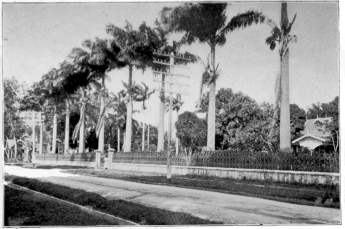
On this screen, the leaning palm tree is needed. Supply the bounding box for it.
[265,3,297,152]
[161,3,265,150]
[106,21,158,152]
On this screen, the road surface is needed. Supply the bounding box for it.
[5,166,341,225]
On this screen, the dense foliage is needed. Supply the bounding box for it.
[175,111,207,153]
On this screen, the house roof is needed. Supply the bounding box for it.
[301,117,332,137]
[292,134,329,144]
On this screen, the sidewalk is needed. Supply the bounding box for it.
[5,166,341,225]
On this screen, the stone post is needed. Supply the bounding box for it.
[95,150,102,169]
[108,148,115,170]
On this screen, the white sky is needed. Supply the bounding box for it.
[2,2,340,129]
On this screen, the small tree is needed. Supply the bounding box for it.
[175,111,207,164]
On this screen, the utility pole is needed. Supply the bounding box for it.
[152,50,191,182]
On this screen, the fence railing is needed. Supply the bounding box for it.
[113,151,187,166]
[192,151,339,173]
[112,151,339,173]
[35,153,96,162]
[32,150,339,173]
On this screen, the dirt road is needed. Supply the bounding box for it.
[5,166,341,225]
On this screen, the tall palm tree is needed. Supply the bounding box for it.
[265,3,297,152]
[161,3,265,150]
[106,21,158,152]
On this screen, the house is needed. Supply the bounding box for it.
[292,117,333,151]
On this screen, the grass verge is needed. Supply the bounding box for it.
[5,175,219,225]
[66,169,340,209]
[4,185,119,226]
[6,163,89,169]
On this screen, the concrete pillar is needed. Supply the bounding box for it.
[108,148,115,170]
[95,150,101,169]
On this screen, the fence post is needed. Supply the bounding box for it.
[95,150,101,169]
[167,147,172,182]
[108,148,115,170]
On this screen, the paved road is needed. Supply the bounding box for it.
[5,166,341,225]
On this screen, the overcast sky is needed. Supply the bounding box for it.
[3,2,340,129]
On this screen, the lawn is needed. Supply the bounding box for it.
[5,175,219,225]
[4,185,119,226]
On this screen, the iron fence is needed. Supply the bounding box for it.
[35,153,96,162]
[113,151,187,166]
[112,150,339,173]
[191,151,339,173]
[32,150,339,173]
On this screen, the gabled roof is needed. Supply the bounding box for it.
[292,134,329,144]
[301,117,332,137]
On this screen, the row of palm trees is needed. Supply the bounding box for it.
[31,2,296,154]
[33,16,196,153]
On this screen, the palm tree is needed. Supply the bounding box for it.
[54,61,80,154]
[68,44,105,153]
[106,21,158,152]
[160,3,265,150]
[133,83,155,151]
[42,68,67,154]
[70,38,125,153]
[265,3,297,152]
[165,94,184,154]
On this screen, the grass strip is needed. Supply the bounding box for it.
[4,185,119,226]
[7,164,89,169]
[67,169,340,209]
[5,175,219,225]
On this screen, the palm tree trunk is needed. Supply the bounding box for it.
[168,92,173,149]
[142,121,145,151]
[52,105,57,154]
[176,110,179,155]
[122,131,126,151]
[147,125,150,148]
[39,124,43,154]
[14,137,18,158]
[207,44,216,150]
[117,127,120,152]
[98,76,106,152]
[124,65,133,152]
[157,74,165,152]
[78,90,86,153]
[280,3,292,152]
[32,121,36,155]
[64,99,70,154]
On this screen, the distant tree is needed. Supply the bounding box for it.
[175,111,207,163]
[4,77,26,140]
